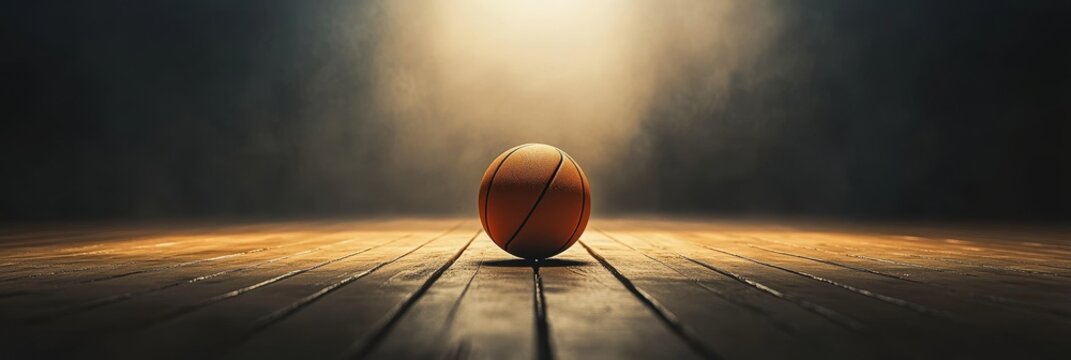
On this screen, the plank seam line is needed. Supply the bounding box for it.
[747,236,954,273]
[736,237,1071,320]
[747,244,920,283]
[0,246,270,284]
[579,240,724,360]
[138,225,456,329]
[710,232,982,278]
[3,225,269,260]
[533,263,555,360]
[699,244,957,321]
[747,232,1071,277]
[343,228,481,359]
[236,223,467,339]
[2,225,385,287]
[595,229,800,336]
[668,250,865,331]
[439,254,482,336]
[906,253,1069,278]
[80,247,271,284]
[876,235,1071,274]
[24,234,376,324]
[883,233,1071,260]
[631,232,866,331]
[505,150,565,251]
[0,219,371,262]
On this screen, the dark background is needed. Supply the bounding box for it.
[2,0,1069,221]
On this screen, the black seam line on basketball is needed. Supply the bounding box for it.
[22,235,375,324]
[698,244,958,321]
[343,229,480,359]
[483,144,534,234]
[504,150,565,252]
[438,255,482,339]
[594,229,800,337]
[578,241,724,360]
[553,153,587,255]
[735,237,1071,320]
[533,264,555,360]
[136,224,458,329]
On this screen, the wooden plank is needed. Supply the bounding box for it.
[0,226,388,313]
[1,218,1069,359]
[0,222,330,277]
[654,230,1069,359]
[585,229,873,359]
[779,232,1071,276]
[13,230,381,321]
[627,219,1070,304]
[376,229,713,360]
[538,240,702,359]
[726,233,1071,317]
[2,229,403,320]
[0,219,412,285]
[0,220,327,253]
[218,224,478,359]
[3,221,464,357]
[367,234,536,359]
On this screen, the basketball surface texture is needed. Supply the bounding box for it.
[479,144,591,259]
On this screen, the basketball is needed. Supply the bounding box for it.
[478,144,592,259]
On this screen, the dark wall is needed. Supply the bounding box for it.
[633,1,1071,219]
[2,1,1068,220]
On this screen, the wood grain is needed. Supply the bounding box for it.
[0,218,1068,359]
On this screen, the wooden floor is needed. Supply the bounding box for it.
[0,218,1068,359]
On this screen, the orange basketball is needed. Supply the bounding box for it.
[478,143,591,259]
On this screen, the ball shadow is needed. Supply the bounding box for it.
[479,258,590,268]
